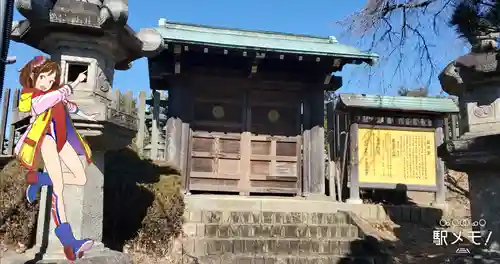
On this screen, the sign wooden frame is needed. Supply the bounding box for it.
[348,123,446,203]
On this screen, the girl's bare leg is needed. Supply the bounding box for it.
[40,135,67,223]
[42,139,94,261]
[58,142,87,186]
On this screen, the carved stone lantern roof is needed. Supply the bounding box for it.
[10,0,145,70]
[439,51,500,95]
[438,36,500,170]
[439,33,500,96]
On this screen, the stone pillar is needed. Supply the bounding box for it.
[439,42,500,257]
[440,135,500,256]
[164,84,184,169]
[303,87,325,198]
[150,90,160,160]
[433,124,446,207]
[346,123,362,204]
[162,81,191,191]
[36,153,106,259]
[135,91,146,156]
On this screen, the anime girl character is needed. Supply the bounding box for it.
[14,56,99,261]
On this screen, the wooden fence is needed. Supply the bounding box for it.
[0,88,169,162]
[0,88,462,164]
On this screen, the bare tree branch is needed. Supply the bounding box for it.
[341,0,500,92]
[339,0,456,86]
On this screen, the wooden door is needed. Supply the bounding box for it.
[248,90,302,195]
[186,84,303,195]
[187,86,246,192]
[249,136,301,194]
[189,132,243,192]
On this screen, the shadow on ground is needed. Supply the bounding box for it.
[338,192,477,263]
[102,147,183,252]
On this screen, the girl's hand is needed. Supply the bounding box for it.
[76,71,87,83]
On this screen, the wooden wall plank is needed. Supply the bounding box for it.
[135,91,146,156]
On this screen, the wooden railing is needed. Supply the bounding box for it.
[0,88,146,157]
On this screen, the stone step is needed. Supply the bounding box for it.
[187,210,353,225]
[187,238,378,257]
[197,254,390,264]
[196,223,360,239]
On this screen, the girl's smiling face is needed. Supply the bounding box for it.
[35,71,56,91]
[19,57,61,91]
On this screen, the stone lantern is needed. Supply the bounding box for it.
[5,0,166,262]
[439,33,500,258]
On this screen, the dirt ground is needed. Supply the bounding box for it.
[130,168,473,264]
[1,170,472,264]
[384,169,473,263]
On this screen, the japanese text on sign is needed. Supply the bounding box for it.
[357,128,437,186]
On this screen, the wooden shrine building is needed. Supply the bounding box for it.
[146,20,378,196]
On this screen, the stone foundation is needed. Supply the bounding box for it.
[185,210,381,263]
[1,249,132,264]
[182,195,444,264]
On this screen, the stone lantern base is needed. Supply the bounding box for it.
[2,246,132,264]
[440,134,500,258]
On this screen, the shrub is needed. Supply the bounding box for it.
[103,147,185,258]
[0,159,38,248]
[127,175,185,257]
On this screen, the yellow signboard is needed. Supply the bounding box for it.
[357,128,437,186]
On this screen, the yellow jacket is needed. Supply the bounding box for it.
[15,88,92,171]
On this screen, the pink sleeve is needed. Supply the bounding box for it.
[64,100,78,114]
[31,90,66,115]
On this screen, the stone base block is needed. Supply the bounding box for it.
[345,198,363,204]
[1,248,132,264]
[198,254,388,264]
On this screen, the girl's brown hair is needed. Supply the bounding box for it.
[19,56,61,90]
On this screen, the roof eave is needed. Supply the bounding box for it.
[338,94,459,114]
[342,105,457,114]
[162,38,379,66]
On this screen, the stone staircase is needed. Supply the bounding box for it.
[183,209,391,264]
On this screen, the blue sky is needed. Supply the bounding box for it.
[4,0,469,99]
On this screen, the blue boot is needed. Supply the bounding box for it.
[25,171,52,203]
[55,223,94,261]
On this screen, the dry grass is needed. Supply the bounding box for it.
[0,147,186,262]
[0,147,473,263]
[368,169,472,263]
[127,235,198,264]
[125,175,185,257]
[0,159,38,250]
[103,148,185,261]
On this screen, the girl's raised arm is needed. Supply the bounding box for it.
[31,88,70,115]
[63,100,98,121]
[64,100,78,114]
[69,70,87,89]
